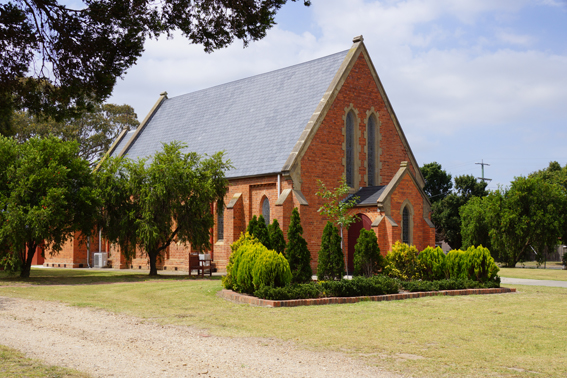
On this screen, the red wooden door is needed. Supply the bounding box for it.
[347,214,371,275]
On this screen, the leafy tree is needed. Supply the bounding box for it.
[317,221,345,280]
[353,229,383,277]
[286,207,312,283]
[97,142,231,276]
[246,216,259,239]
[460,196,492,250]
[268,219,286,256]
[316,177,359,274]
[255,215,272,250]
[421,162,453,204]
[485,176,566,267]
[432,174,488,249]
[0,0,310,124]
[0,136,98,278]
[12,104,139,164]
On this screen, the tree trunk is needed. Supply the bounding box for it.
[20,241,37,278]
[148,251,158,276]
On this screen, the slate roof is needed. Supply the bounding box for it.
[121,50,349,178]
[343,186,386,206]
[111,130,135,158]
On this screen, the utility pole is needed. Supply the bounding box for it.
[475,159,492,182]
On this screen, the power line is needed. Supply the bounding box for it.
[475,159,492,183]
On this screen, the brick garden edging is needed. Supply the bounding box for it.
[218,287,517,308]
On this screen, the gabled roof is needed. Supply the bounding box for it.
[343,186,386,207]
[118,51,349,178]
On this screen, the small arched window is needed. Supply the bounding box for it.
[262,197,270,225]
[346,111,355,187]
[217,206,224,241]
[367,115,376,186]
[402,206,410,244]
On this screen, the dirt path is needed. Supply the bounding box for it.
[0,296,403,378]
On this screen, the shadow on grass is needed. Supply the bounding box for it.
[0,268,222,286]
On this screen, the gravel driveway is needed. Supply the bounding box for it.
[0,296,403,378]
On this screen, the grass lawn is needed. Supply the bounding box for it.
[499,267,567,281]
[1,268,566,377]
[0,345,90,378]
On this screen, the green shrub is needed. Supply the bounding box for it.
[222,232,259,290]
[254,283,322,300]
[400,278,500,292]
[417,246,447,280]
[234,242,266,294]
[246,215,259,236]
[465,245,499,283]
[317,221,345,281]
[252,249,292,290]
[255,215,272,250]
[445,249,468,280]
[268,219,286,256]
[286,208,312,283]
[353,229,384,277]
[562,251,567,267]
[320,275,399,297]
[383,241,422,281]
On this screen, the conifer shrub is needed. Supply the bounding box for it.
[353,229,384,277]
[246,215,259,236]
[255,215,272,250]
[222,232,259,290]
[465,245,499,283]
[417,246,448,281]
[268,219,286,256]
[286,208,312,283]
[445,249,468,280]
[317,221,345,280]
[383,241,422,281]
[252,249,292,290]
[234,242,267,294]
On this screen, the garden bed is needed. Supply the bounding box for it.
[218,287,516,308]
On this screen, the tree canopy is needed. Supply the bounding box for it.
[421,162,453,204]
[96,142,231,275]
[0,0,310,124]
[0,135,98,277]
[11,104,138,164]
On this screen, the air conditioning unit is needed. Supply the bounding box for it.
[93,252,108,268]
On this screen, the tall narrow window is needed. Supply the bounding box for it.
[217,206,224,241]
[402,206,410,244]
[367,115,376,186]
[262,197,270,225]
[346,111,355,187]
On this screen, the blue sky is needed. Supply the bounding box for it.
[109,0,567,190]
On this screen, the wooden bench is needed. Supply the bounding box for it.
[189,253,212,277]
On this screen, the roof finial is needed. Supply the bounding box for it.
[400,161,408,168]
[160,91,168,99]
[353,35,364,43]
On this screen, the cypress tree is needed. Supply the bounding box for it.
[268,219,286,257]
[286,208,312,283]
[353,229,383,277]
[246,215,259,237]
[318,221,345,280]
[255,215,272,250]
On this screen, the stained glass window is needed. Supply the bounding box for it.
[367,115,375,186]
[217,206,224,241]
[262,197,270,225]
[402,206,410,244]
[346,111,355,187]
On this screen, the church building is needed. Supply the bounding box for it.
[43,36,435,273]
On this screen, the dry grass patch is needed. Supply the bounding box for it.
[0,345,91,378]
[1,269,566,377]
[499,267,567,281]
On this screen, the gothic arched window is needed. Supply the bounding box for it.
[402,206,410,244]
[217,206,224,241]
[346,111,355,187]
[262,197,270,225]
[367,115,376,186]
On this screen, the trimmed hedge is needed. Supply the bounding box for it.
[321,275,400,297]
[254,283,323,300]
[400,278,500,292]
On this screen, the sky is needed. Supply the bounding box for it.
[108,0,567,190]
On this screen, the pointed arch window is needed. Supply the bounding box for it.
[262,197,270,225]
[402,207,410,244]
[346,111,355,187]
[217,206,224,241]
[367,115,376,186]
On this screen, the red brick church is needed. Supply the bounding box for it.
[43,36,435,272]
